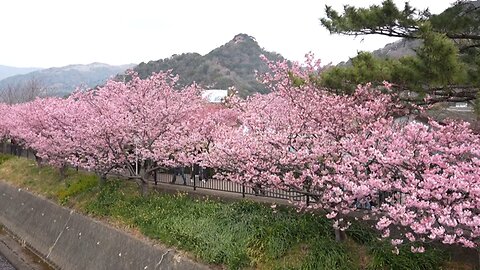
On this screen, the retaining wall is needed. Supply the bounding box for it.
[0,181,210,270]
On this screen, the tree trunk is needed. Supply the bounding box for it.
[35,155,43,167]
[139,179,148,197]
[334,229,346,242]
[11,144,17,156]
[477,249,480,270]
[98,173,107,186]
[59,165,68,181]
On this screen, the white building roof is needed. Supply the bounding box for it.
[201,89,228,103]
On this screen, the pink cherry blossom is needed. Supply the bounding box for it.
[1,55,479,251]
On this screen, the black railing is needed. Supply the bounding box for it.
[1,141,35,159]
[151,170,309,202]
[0,141,403,207]
[0,141,311,204]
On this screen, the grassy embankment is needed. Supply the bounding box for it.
[0,154,471,270]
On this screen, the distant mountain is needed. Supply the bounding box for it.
[370,39,422,59]
[0,65,42,81]
[335,38,421,67]
[129,34,286,96]
[338,0,480,65]
[367,0,479,60]
[0,63,135,96]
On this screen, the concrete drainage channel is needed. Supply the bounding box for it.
[0,253,15,270]
[0,224,54,269]
[0,181,210,270]
[0,252,15,270]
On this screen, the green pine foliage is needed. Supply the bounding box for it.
[415,24,464,86]
[321,0,427,39]
[321,27,468,96]
[320,1,479,105]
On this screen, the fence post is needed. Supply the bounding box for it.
[193,174,196,191]
[305,181,311,206]
[242,184,245,198]
[154,170,158,185]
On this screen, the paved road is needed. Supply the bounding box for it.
[0,253,15,270]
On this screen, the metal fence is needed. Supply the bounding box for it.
[151,170,309,202]
[0,141,311,204]
[1,142,35,159]
[0,141,402,208]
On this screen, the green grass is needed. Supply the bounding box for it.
[0,154,467,270]
[84,181,357,269]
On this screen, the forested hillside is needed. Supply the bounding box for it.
[129,34,285,96]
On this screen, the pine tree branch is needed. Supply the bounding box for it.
[459,43,480,53]
[447,33,480,40]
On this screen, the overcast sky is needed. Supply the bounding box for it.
[0,0,455,68]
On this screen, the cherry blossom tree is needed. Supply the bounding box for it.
[0,54,479,253]
[71,71,205,194]
[0,103,11,153]
[204,55,480,250]
[344,118,480,252]
[4,97,84,177]
[204,56,398,237]
[0,103,9,138]
[0,71,205,192]
[8,99,54,161]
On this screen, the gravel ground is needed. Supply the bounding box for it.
[0,253,15,270]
